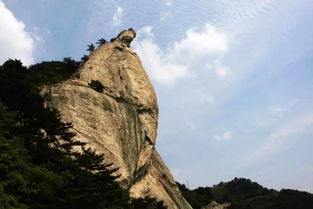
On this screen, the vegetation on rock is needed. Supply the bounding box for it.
[87,44,95,53]
[88,80,105,93]
[96,38,107,46]
[0,59,166,209]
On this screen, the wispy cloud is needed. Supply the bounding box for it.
[0,0,35,65]
[241,113,313,167]
[269,107,285,115]
[215,65,229,78]
[164,0,173,7]
[133,26,188,85]
[269,114,313,140]
[133,24,229,85]
[214,131,233,142]
[112,6,124,26]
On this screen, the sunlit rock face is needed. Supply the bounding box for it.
[41,29,192,209]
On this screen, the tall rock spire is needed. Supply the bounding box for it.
[42,29,192,209]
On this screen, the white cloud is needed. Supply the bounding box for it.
[160,12,171,21]
[269,107,284,115]
[214,131,233,141]
[171,24,228,59]
[215,65,229,78]
[164,0,173,6]
[269,114,313,140]
[0,1,35,65]
[201,94,215,104]
[287,100,299,107]
[133,26,188,85]
[133,24,229,85]
[242,113,313,167]
[112,7,124,26]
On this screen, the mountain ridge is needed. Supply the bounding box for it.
[178,177,313,209]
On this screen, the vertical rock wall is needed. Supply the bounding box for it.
[42,29,192,209]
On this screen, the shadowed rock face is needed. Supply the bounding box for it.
[41,29,192,209]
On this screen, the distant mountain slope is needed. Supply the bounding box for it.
[177,178,313,209]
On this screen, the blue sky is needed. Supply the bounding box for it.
[1,0,313,192]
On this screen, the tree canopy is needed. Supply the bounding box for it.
[87,44,95,53]
[177,178,313,209]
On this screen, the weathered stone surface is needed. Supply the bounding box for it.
[41,29,192,209]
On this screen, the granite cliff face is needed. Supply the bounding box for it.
[41,29,192,209]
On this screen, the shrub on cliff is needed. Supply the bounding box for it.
[88,80,105,93]
[96,38,107,46]
[87,43,95,53]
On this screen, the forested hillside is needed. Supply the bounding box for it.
[178,178,313,209]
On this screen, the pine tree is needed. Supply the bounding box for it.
[96,38,107,46]
[81,55,89,64]
[87,44,95,53]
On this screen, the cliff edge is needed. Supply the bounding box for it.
[41,29,192,209]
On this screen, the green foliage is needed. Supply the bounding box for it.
[96,38,107,46]
[27,59,79,88]
[88,80,105,93]
[0,102,125,209]
[0,58,78,94]
[130,197,167,209]
[81,55,89,64]
[87,44,95,53]
[177,183,213,209]
[0,59,167,209]
[178,178,313,209]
